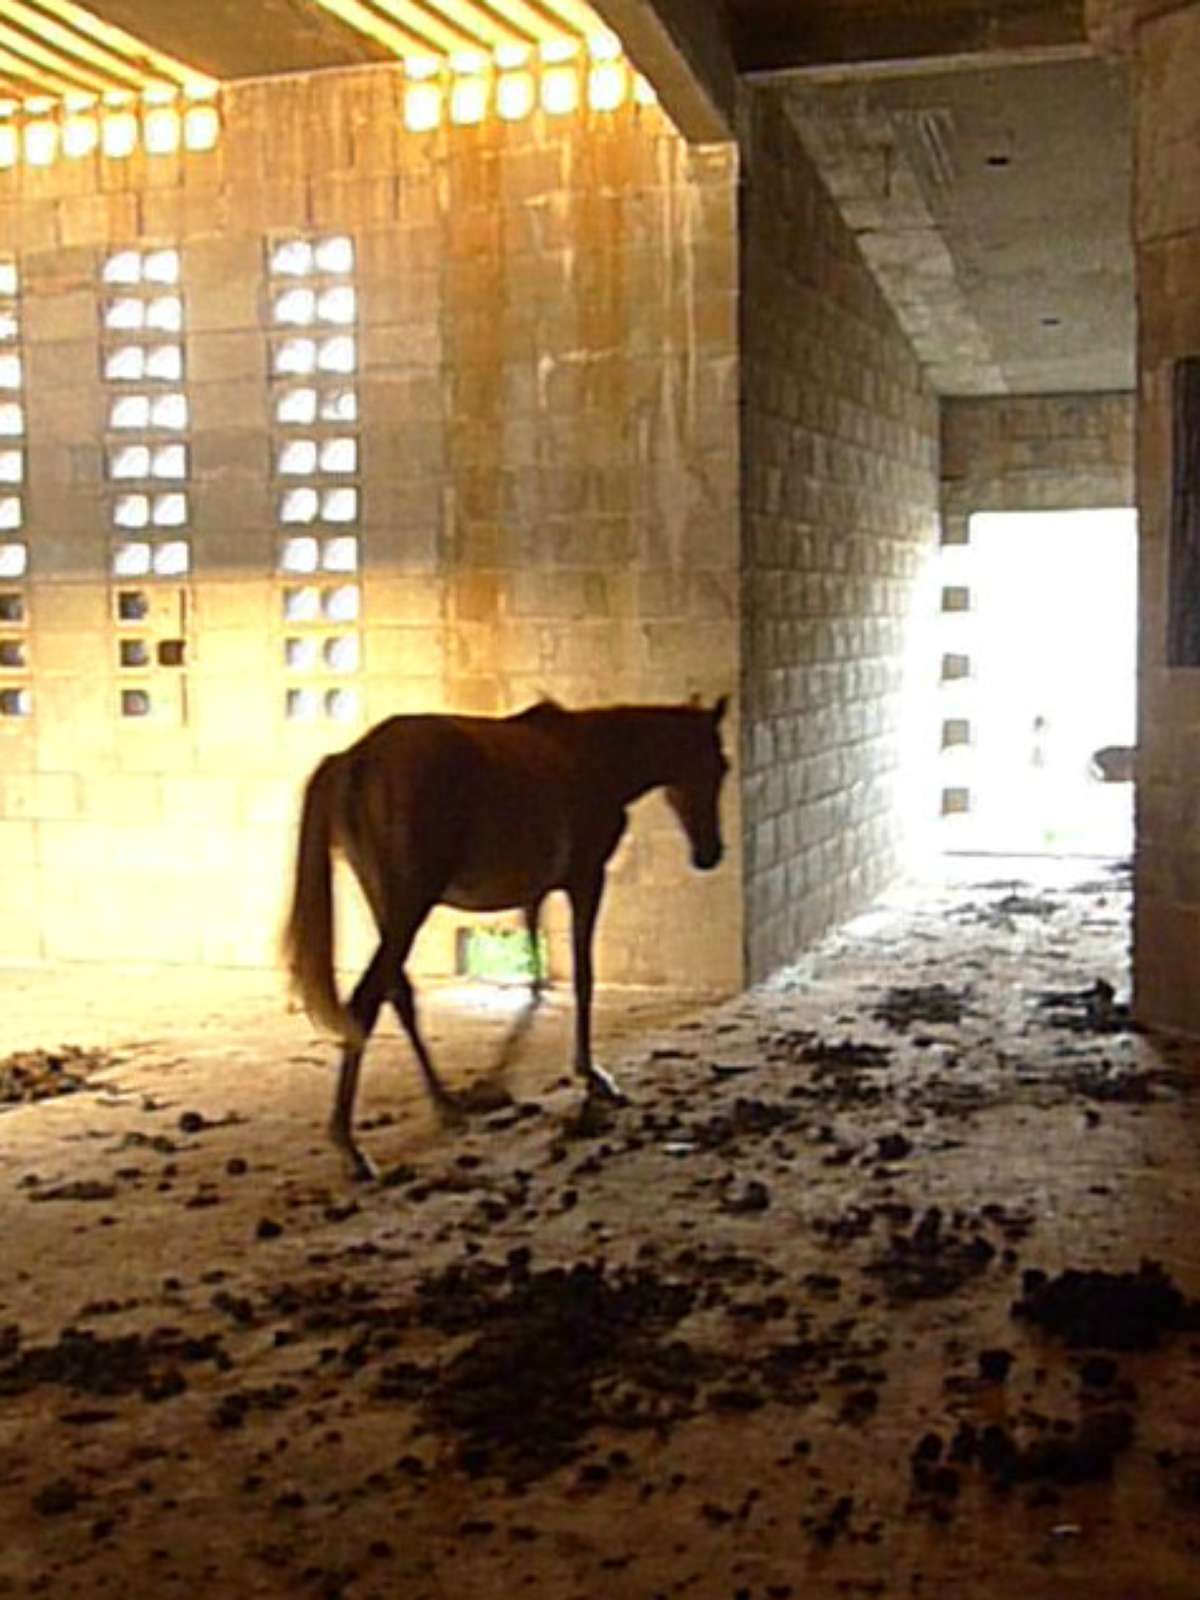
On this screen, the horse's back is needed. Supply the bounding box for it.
[342,710,591,913]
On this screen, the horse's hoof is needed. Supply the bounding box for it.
[584,1065,629,1104]
[346,1150,380,1183]
[332,1125,380,1183]
[564,1096,617,1139]
[457,1080,515,1114]
[433,1093,469,1129]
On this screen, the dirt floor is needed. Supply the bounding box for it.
[1,856,1198,1600]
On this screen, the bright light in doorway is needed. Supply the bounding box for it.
[939,508,1138,856]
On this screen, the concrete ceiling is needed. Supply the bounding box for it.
[725,0,1093,77]
[37,0,610,83]
[64,0,1134,397]
[779,56,1134,395]
[71,0,391,81]
[726,0,1134,395]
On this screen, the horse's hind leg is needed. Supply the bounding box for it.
[472,898,548,1098]
[525,898,546,1002]
[389,970,461,1117]
[331,945,394,1182]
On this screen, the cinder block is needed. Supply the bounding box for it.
[361,675,444,718]
[188,676,281,767]
[23,351,102,418]
[241,778,297,828]
[449,573,499,623]
[15,199,57,254]
[362,321,444,371]
[190,431,273,497]
[507,571,611,620]
[362,575,445,626]
[194,582,276,632]
[159,775,243,827]
[185,243,265,332]
[356,266,440,324]
[34,676,116,769]
[444,677,503,714]
[310,177,399,231]
[0,827,40,960]
[21,286,97,343]
[26,628,107,675]
[187,330,266,385]
[81,772,162,824]
[1,772,81,820]
[364,626,445,678]
[113,723,196,776]
[194,520,276,578]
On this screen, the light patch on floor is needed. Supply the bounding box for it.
[0,856,1198,1600]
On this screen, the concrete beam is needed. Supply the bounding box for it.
[588,0,738,141]
[730,0,1089,78]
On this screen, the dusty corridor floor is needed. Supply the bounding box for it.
[0,856,1198,1600]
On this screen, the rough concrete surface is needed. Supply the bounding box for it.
[1,856,1198,1599]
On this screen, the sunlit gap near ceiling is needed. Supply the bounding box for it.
[310,0,654,130]
[0,0,218,167]
[0,0,653,170]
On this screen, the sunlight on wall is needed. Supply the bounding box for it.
[0,84,220,171]
[403,36,654,133]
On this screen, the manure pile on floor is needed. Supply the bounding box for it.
[0,1046,119,1107]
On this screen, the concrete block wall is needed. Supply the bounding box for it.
[941,393,1135,535]
[738,92,940,983]
[1132,1,1200,1033]
[0,71,742,994]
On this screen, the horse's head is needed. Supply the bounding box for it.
[664,695,730,872]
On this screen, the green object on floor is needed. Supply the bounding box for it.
[460,926,546,983]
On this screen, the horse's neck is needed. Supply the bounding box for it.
[585,708,690,803]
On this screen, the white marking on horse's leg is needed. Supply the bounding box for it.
[583,1061,628,1103]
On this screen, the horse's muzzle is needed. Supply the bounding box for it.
[693,842,723,871]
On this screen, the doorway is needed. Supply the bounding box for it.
[938,508,1137,855]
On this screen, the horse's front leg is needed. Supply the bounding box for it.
[331,1045,378,1182]
[568,874,627,1103]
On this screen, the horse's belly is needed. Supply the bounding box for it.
[441,873,557,913]
[437,775,572,911]
[441,833,566,913]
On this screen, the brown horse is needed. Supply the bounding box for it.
[284,696,730,1179]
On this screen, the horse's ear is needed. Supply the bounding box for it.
[712,693,729,725]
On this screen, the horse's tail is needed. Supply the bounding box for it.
[283,753,364,1046]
